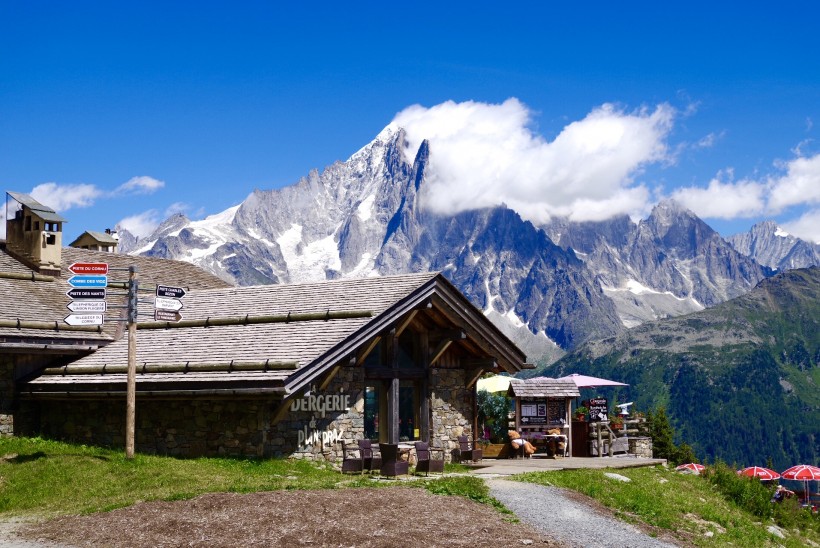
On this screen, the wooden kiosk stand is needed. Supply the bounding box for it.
[508,378,580,458]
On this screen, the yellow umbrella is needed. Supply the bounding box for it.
[477,375,513,393]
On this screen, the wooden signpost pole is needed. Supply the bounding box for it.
[126,266,138,459]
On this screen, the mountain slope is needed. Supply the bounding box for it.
[528,267,820,469]
[121,128,622,354]
[728,220,820,271]
[544,201,770,328]
[120,124,769,357]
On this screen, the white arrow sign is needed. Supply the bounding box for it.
[64,314,104,326]
[67,301,107,313]
[155,297,183,311]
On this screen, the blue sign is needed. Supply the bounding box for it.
[67,275,108,288]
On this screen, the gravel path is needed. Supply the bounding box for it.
[487,479,682,548]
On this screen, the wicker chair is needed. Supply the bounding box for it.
[457,435,483,463]
[378,443,409,478]
[414,441,444,476]
[358,439,382,473]
[341,441,363,474]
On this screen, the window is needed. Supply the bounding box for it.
[364,385,381,440]
[399,380,420,441]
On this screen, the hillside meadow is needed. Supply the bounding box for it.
[0,437,817,547]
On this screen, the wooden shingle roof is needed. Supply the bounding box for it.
[25,272,528,398]
[508,378,580,398]
[0,246,230,346]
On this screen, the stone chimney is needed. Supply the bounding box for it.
[4,191,66,277]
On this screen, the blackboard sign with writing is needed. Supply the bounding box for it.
[588,397,608,422]
[547,399,565,424]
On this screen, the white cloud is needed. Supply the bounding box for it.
[117,210,161,238]
[115,175,164,195]
[782,208,820,244]
[30,182,101,211]
[164,202,189,216]
[669,152,820,224]
[671,178,766,219]
[694,131,724,149]
[391,99,675,224]
[767,154,820,212]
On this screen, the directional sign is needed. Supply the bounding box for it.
[64,314,104,326]
[68,275,108,288]
[67,300,107,313]
[68,262,108,275]
[156,285,186,299]
[154,309,183,322]
[155,297,183,311]
[66,288,106,300]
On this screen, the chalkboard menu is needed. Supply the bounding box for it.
[588,397,608,422]
[547,399,565,424]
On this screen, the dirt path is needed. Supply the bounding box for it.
[7,488,564,547]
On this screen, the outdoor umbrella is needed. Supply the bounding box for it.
[675,463,705,474]
[737,466,781,481]
[558,374,629,417]
[780,464,820,504]
[556,374,629,388]
[477,375,513,393]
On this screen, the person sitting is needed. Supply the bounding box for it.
[772,485,795,503]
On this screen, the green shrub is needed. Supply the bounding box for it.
[477,389,512,443]
[701,460,773,519]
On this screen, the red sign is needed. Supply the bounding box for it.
[69,262,109,275]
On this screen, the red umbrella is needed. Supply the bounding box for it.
[781,464,820,504]
[737,466,781,481]
[676,463,705,474]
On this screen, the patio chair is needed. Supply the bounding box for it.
[457,435,483,463]
[340,440,363,474]
[379,443,409,478]
[414,441,444,476]
[358,439,382,473]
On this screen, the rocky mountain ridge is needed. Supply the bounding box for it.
[119,125,804,360]
[728,220,820,272]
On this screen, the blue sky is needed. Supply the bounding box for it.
[2,2,819,243]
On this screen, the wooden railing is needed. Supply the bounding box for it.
[589,417,648,457]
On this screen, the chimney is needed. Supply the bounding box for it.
[4,191,66,276]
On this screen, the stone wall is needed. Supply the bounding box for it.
[0,359,14,436]
[628,437,653,458]
[28,363,475,464]
[430,367,474,460]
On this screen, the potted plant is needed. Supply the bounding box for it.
[610,414,624,430]
[574,406,588,422]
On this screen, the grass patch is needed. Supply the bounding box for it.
[0,437,374,516]
[422,475,513,516]
[0,437,510,521]
[515,466,819,547]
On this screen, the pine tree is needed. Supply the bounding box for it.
[647,407,677,461]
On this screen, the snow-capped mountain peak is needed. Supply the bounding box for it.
[119,125,794,363]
